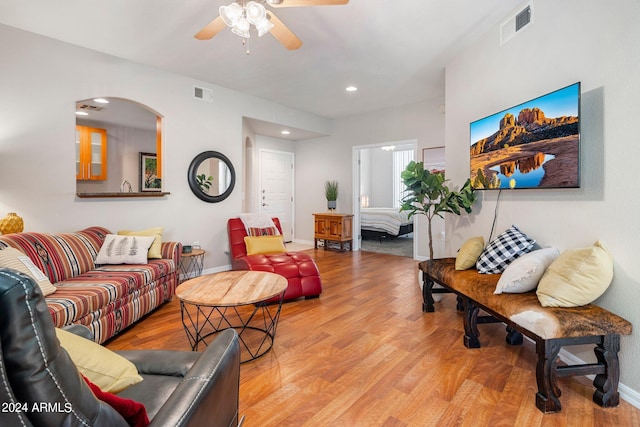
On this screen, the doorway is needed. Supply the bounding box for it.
[258,149,294,242]
[352,140,417,258]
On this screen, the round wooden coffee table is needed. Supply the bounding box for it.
[176,270,287,362]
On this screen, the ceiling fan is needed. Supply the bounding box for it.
[194,0,349,50]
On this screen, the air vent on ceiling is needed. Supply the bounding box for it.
[193,86,214,103]
[500,2,533,46]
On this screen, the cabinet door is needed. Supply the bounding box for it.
[76,126,107,181]
[314,216,328,238]
[327,218,343,239]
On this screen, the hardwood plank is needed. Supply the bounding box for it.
[106,250,640,426]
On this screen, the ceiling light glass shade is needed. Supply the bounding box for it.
[220,3,243,27]
[266,0,284,4]
[231,16,251,39]
[254,17,274,37]
[245,1,266,25]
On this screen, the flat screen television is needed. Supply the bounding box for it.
[469,82,580,190]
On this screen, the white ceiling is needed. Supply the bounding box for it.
[0,0,517,121]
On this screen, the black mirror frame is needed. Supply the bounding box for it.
[187,151,236,203]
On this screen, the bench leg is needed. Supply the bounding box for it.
[506,326,523,346]
[462,299,481,348]
[422,277,436,312]
[593,334,621,408]
[535,339,562,413]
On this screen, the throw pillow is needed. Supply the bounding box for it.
[118,227,163,259]
[476,225,536,274]
[55,328,143,393]
[95,234,156,265]
[455,236,485,270]
[494,246,560,294]
[536,241,614,307]
[0,247,57,296]
[82,375,149,427]
[247,226,278,236]
[244,236,287,256]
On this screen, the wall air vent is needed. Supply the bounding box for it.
[500,2,533,46]
[77,104,103,111]
[193,86,214,103]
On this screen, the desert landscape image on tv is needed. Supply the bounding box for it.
[469,83,580,190]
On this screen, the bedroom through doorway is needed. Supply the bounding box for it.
[353,140,417,258]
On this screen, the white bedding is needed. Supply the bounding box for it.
[360,208,411,235]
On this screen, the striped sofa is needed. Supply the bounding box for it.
[0,226,181,343]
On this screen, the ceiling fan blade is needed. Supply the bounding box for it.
[266,11,302,50]
[270,0,349,7]
[194,16,226,40]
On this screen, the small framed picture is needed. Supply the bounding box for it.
[422,146,445,175]
[139,152,162,192]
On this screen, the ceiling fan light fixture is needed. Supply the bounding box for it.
[231,16,251,38]
[246,1,266,24]
[266,0,284,4]
[220,3,243,27]
[255,17,275,37]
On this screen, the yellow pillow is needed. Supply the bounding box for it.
[536,241,613,307]
[244,236,287,256]
[455,236,485,270]
[118,227,163,259]
[55,328,143,393]
[0,247,57,296]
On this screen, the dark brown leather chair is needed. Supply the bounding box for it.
[0,267,240,427]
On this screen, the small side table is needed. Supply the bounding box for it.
[179,249,205,283]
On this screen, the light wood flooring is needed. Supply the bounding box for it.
[106,249,640,426]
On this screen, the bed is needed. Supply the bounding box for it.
[360,208,414,241]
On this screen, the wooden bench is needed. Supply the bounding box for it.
[418,258,633,414]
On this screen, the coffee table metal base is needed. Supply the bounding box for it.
[180,297,285,363]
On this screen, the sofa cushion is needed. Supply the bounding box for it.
[55,328,143,393]
[0,247,57,296]
[96,235,156,265]
[83,375,149,427]
[244,236,287,255]
[118,227,164,259]
[0,227,109,284]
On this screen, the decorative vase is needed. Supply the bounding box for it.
[0,212,24,235]
[327,200,336,211]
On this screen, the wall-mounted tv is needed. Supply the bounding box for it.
[469,82,580,190]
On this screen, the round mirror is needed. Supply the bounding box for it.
[187,151,236,203]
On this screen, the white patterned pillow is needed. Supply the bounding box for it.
[0,247,57,296]
[95,234,156,265]
[476,225,536,274]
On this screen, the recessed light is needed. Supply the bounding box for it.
[345,86,358,92]
[281,130,291,135]
[75,111,89,116]
[94,98,109,104]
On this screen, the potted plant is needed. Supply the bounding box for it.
[400,161,476,260]
[325,180,338,211]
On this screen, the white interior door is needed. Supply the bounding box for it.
[259,150,294,242]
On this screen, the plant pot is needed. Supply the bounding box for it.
[327,200,336,210]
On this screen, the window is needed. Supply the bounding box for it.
[392,149,414,207]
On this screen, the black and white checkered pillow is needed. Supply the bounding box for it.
[476,225,536,274]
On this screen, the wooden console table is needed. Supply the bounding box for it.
[313,213,353,251]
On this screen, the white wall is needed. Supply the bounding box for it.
[0,23,330,271]
[295,99,445,257]
[445,0,640,395]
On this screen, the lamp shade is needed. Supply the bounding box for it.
[255,17,274,37]
[231,16,251,38]
[220,3,243,27]
[245,1,266,25]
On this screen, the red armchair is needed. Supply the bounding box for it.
[227,218,322,301]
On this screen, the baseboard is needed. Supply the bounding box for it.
[292,238,314,246]
[201,265,231,276]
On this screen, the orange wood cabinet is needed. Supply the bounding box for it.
[76,125,107,181]
[313,213,353,251]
